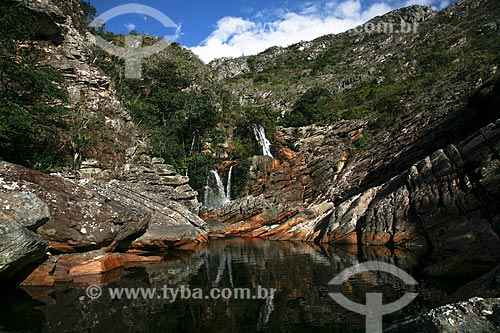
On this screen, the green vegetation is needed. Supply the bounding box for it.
[90,32,227,189]
[0,1,70,170]
[120,52,224,189]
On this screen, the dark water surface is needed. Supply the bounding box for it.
[0,239,462,332]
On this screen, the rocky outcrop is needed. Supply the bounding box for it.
[14,0,147,170]
[203,123,360,237]
[80,159,208,251]
[320,118,500,275]
[387,297,500,333]
[13,0,66,45]
[278,121,366,203]
[203,194,300,238]
[117,158,201,213]
[21,251,163,287]
[204,115,500,278]
[0,190,50,230]
[0,160,209,253]
[0,161,150,253]
[210,57,251,81]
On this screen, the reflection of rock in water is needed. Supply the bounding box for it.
[0,239,461,332]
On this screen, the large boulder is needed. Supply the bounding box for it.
[81,170,209,250]
[0,188,49,281]
[0,161,150,253]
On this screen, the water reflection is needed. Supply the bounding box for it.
[0,239,460,332]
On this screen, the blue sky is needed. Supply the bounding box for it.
[88,0,456,63]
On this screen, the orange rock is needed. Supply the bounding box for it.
[120,253,163,265]
[21,251,165,287]
[21,261,56,287]
[362,232,391,245]
[329,232,359,244]
[68,254,123,277]
[348,128,364,141]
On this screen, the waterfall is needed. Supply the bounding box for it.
[226,165,234,202]
[252,124,273,158]
[203,167,235,209]
[210,170,227,203]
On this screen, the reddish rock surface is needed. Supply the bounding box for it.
[21,251,163,287]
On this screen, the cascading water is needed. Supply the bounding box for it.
[226,165,234,202]
[252,124,273,158]
[211,170,227,202]
[203,167,235,209]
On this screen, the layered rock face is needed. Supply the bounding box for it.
[18,0,146,169]
[81,158,208,251]
[323,119,500,273]
[0,160,208,253]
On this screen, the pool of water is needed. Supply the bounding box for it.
[0,239,463,332]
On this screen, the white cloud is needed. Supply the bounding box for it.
[191,1,398,63]
[405,0,452,9]
[335,0,362,19]
[125,23,136,31]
